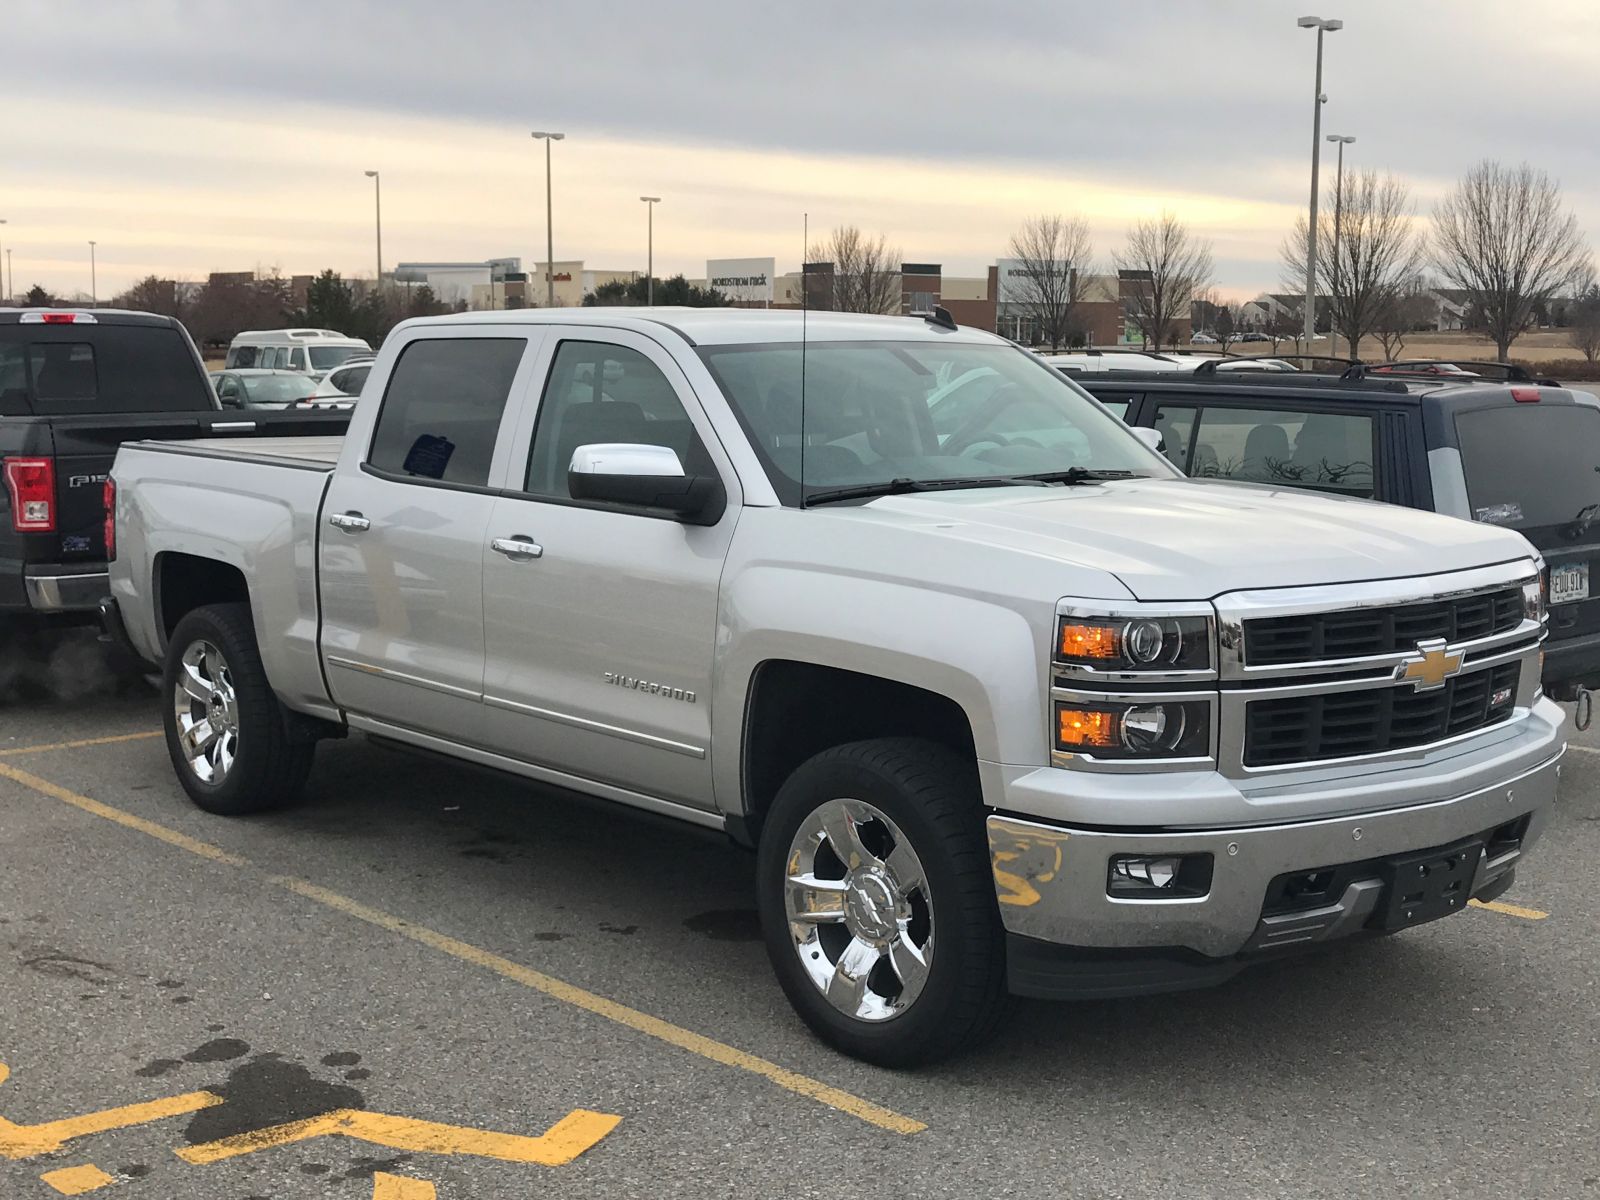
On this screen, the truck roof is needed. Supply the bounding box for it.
[394,306,1007,347]
[0,307,180,327]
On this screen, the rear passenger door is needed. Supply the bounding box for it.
[317,329,545,745]
[476,329,740,811]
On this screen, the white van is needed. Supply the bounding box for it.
[223,329,372,375]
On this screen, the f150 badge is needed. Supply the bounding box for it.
[604,673,696,703]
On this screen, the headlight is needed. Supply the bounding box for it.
[1055,699,1211,760]
[1056,614,1213,672]
[1523,575,1545,624]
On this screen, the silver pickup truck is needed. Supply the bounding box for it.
[104,309,1565,1066]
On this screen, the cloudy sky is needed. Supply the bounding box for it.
[9,0,1597,300]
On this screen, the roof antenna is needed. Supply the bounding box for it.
[926,304,958,331]
[800,211,808,506]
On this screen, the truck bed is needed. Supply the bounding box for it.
[132,434,344,471]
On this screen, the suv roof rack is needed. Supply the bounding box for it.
[1342,359,1562,386]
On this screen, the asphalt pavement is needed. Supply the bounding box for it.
[0,686,1595,1199]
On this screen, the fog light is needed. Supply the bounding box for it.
[1107,853,1214,898]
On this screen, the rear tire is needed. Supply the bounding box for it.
[756,737,1010,1067]
[163,603,313,815]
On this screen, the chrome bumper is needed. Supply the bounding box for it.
[24,568,110,611]
[988,741,1563,959]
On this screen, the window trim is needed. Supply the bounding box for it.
[359,332,535,494]
[500,330,735,523]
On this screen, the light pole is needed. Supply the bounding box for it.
[1298,15,1342,345]
[0,220,7,304]
[88,240,97,307]
[1326,133,1356,358]
[364,170,382,292]
[639,196,660,305]
[5,250,11,304]
[531,131,564,307]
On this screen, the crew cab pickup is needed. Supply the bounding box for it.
[1077,367,1600,699]
[0,309,349,628]
[106,309,1566,1066]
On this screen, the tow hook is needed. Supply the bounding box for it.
[1575,686,1594,733]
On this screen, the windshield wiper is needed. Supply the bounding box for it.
[1565,501,1600,539]
[1017,467,1145,485]
[803,476,1043,507]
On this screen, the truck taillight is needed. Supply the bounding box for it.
[3,456,56,532]
[103,477,117,561]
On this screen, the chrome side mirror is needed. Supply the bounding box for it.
[567,443,724,524]
[1132,426,1164,453]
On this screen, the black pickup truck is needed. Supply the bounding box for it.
[1,309,350,629]
[1075,361,1600,699]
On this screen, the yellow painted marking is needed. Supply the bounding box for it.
[0,1063,223,1161]
[1565,743,1600,755]
[39,1164,117,1195]
[178,1106,619,1167]
[373,1173,438,1200]
[1469,898,1550,920]
[0,731,164,757]
[1,765,927,1137]
[0,760,247,867]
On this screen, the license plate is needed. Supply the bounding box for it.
[1550,561,1590,605]
[1376,838,1483,931]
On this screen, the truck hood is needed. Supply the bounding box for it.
[848,477,1535,601]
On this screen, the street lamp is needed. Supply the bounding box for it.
[364,170,382,291]
[1325,133,1356,357]
[88,240,97,307]
[1298,14,1342,345]
[0,221,7,304]
[531,131,565,307]
[639,196,660,306]
[5,250,11,305]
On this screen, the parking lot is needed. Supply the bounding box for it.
[0,687,1595,1200]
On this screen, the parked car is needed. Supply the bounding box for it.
[224,328,371,375]
[106,308,1561,1066]
[1190,332,1219,344]
[1042,350,1186,374]
[303,356,374,405]
[0,308,350,630]
[210,369,320,409]
[1079,367,1600,697]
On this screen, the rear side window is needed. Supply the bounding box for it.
[367,338,526,488]
[1154,402,1376,498]
[0,325,211,414]
[1457,404,1600,528]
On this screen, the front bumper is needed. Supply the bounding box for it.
[988,715,1563,973]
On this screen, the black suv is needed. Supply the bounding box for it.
[1,309,348,630]
[1076,362,1600,698]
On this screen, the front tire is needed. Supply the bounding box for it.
[163,603,313,815]
[756,738,1009,1067]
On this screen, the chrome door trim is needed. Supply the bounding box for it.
[348,714,725,829]
[325,655,481,701]
[482,693,706,758]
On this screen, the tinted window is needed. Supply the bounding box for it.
[2,325,211,414]
[524,341,712,498]
[1156,403,1375,497]
[1099,398,1130,421]
[289,347,306,370]
[310,345,362,370]
[1150,405,1196,469]
[228,344,255,368]
[1457,404,1600,528]
[368,338,525,487]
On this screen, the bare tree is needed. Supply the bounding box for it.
[112,275,186,319]
[1282,170,1423,361]
[1005,215,1094,350]
[1570,286,1600,363]
[1113,212,1213,352]
[805,225,901,315]
[1431,160,1593,361]
[1372,274,1435,361]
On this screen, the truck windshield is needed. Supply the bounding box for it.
[1456,403,1600,531]
[699,340,1168,505]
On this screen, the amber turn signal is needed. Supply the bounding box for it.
[1059,622,1119,660]
[1057,706,1121,749]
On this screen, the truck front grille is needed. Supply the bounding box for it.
[1243,661,1520,767]
[1243,588,1523,666]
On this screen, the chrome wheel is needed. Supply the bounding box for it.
[783,798,934,1023]
[173,639,238,785]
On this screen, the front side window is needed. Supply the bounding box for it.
[1156,403,1376,498]
[229,345,256,368]
[699,340,1168,505]
[524,340,713,498]
[367,338,526,487]
[289,347,307,370]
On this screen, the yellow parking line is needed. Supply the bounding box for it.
[39,1164,117,1195]
[0,731,164,757]
[0,762,927,1136]
[1564,744,1600,756]
[1468,898,1549,921]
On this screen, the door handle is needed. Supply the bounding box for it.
[328,511,371,533]
[491,535,543,560]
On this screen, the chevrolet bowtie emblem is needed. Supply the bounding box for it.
[1396,639,1464,691]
